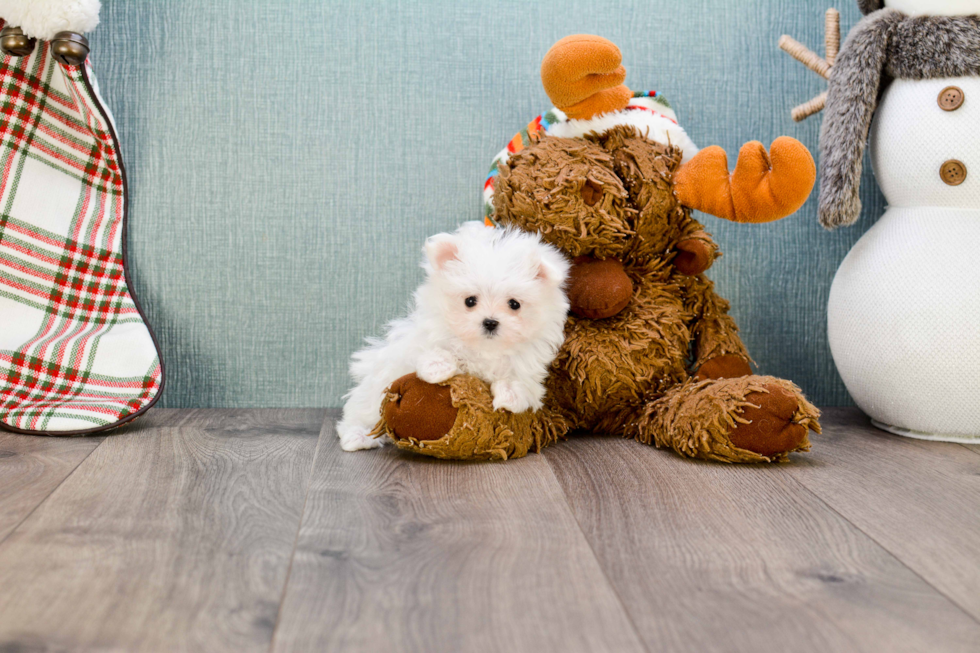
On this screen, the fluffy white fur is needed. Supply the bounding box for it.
[547,108,700,163]
[337,221,570,452]
[0,0,100,40]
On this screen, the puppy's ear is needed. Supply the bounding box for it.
[424,233,459,272]
[534,252,569,286]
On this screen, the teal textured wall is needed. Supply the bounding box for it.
[90,0,880,408]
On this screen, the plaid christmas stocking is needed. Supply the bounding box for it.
[0,18,163,434]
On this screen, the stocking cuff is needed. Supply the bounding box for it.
[0,0,101,40]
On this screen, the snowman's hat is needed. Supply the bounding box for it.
[857,0,884,14]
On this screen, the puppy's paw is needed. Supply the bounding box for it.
[337,422,383,452]
[417,350,458,384]
[491,380,537,414]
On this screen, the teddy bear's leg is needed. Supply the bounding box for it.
[375,373,569,461]
[632,376,820,463]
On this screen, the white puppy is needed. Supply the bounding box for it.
[337,221,570,452]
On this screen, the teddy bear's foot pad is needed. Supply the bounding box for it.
[729,383,813,458]
[383,373,458,442]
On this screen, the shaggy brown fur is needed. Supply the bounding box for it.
[380,125,819,463]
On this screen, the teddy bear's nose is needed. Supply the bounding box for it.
[582,179,604,206]
[482,318,499,333]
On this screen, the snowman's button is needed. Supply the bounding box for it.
[938,86,965,111]
[941,160,967,186]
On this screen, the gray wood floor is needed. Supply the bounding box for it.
[0,408,978,653]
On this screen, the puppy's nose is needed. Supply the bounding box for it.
[482,318,499,333]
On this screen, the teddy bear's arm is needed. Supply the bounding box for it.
[685,278,752,379]
[678,215,747,375]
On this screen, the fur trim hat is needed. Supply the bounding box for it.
[857,0,884,14]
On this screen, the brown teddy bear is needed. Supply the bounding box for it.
[375,35,821,463]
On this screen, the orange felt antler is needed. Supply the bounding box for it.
[673,137,816,224]
[541,35,633,121]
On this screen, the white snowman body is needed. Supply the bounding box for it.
[827,0,980,440]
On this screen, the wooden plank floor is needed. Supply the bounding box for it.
[0,407,978,652]
[0,431,104,543]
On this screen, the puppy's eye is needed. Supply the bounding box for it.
[508,299,521,311]
[465,296,478,308]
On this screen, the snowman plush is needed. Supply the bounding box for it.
[817,0,980,441]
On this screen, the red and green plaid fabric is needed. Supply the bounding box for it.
[0,36,162,434]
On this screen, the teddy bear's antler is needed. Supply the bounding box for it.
[541,35,633,121]
[673,138,816,224]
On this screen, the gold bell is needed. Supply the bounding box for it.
[51,31,90,66]
[0,26,36,57]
